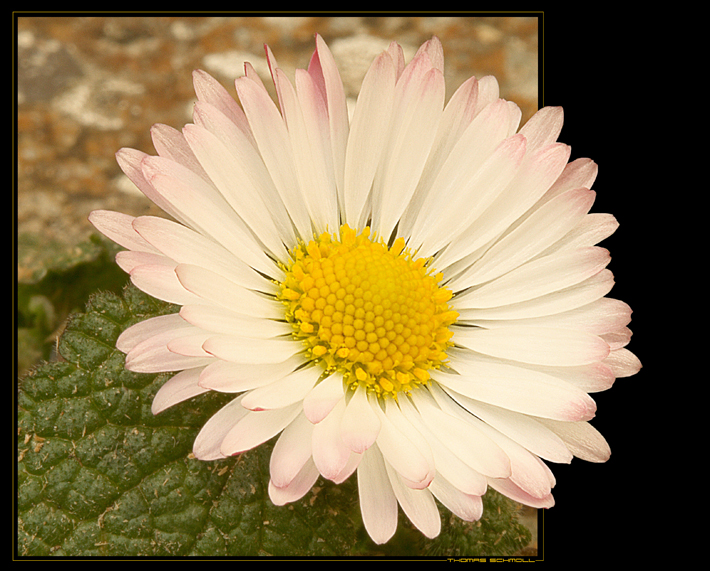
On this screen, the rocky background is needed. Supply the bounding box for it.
[16,15,538,277]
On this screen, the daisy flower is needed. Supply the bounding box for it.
[89,34,641,544]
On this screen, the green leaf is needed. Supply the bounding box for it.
[17,233,127,377]
[17,283,532,557]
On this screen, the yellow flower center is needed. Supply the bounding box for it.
[278,225,458,399]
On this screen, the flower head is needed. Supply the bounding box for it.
[89,34,641,544]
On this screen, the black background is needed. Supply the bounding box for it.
[538,11,653,562]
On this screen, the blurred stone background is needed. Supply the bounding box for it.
[16,14,538,280]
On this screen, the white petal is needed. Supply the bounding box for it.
[456,268,615,322]
[357,444,398,545]
[115,148,190,226]
[167,332,212,357]
[397,76,482,239]
[302,375,346,424]
[269,458,320,506]
[88,210,160,254]
[429,476,483,522]
[459,188,596,287]
[495,142,572,223]
[297,67,341,231]
[192,69,252,141]
[411,389,511,479]
[192,396,250,460]
[179,304,290,338]
[468,297,632,337]
[414,36,444,72]
[269,412,315,488]
[601,329,631,351]
[198,355,303,393]
[182,123,290,262]
[604,347,642,378]
[397,395,488,496]
[192,100,296,249]
[487,477,555,509]
[123,322,214,373]
[436,354,597,421]
[243,60,268,93]
[437,142,572,271]
[453,247,611,309]
[373,399,434,489]
[141,155,276,275]
[220,401,301,456]
[129,263,201,306]
[544,212,619,256]
[467,416,554,500]
[452,325,610,367]
[472,72,498,102]
[116,313,189,353]
[240,366,320,411]
[339,384,381,454]
[372,53,445,240]
[384,460,441,539]
[276,67,338,233]
[150,123,210,181]
[385,41,405,80]
[409,101,524,254]
[174,263,282,320]
[151,367,210,414]
[536,418,611,462]
[537,361,616,393]
[310,34,349,202]
[331,452,362,485]
[115,250,173,274]
[415,130,528,257]
[342,49,396,228]
[201,334,302,365]
[541,157,598,204]
[518,106,564,152]
[235,75,312,240]
[312,398,352,480]
[443,393,573,464]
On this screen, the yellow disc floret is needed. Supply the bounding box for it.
[278,225,458,399]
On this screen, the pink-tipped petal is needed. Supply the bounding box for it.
[311,33,349,195]
[220,402,301,456]
[429,476,483,522]
[434,359,597,422]
[192,69,251,140]
[129,263,201,306]
[357,445,398,545]
[537,418,611,463]
[193,397,250,461]
[487,477,555,509]
[519,106,564,152]
[603,347,643,378]
[371,59,445,240]
[384,460,441,539]
[268,458,320,506]
[152,367,210,414]
[312,399,351,480]
[342,49,396,228]
[269,412,315,488]
[88,210,159,254]
[453,325,610,368]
